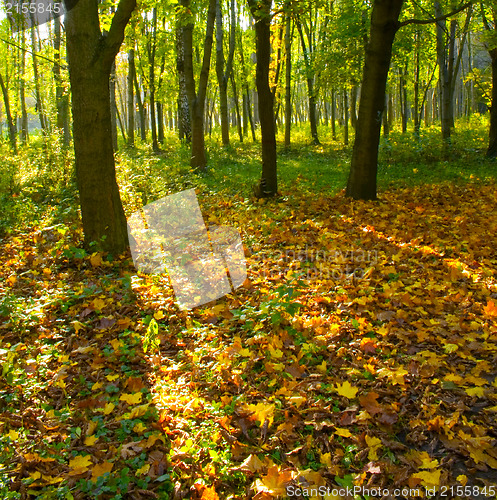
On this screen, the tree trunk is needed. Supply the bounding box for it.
[110,61,118,151]
[331,89,336,140]
[216,0,236,146]
[248,0,277,196]
[343,89,349,145]
[148,8,159,152]
[296,21,320,145]
[54,18,71,146]
[20,29,28,143]
[134,73,146,141]
[350,85,358,128]
[435,3,451,141]
[176,25,191,142]
[230,71,243,141]
[65,0,135,254]
[31,24,47,134]
[488,50,497,158]
[0,72,17,153]
[127,47,135,146]
[483,7,497,157]
[346,0,403,200]
[182,0,216,169]
[284,11,292,148]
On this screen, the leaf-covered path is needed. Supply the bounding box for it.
[1,183,496,499]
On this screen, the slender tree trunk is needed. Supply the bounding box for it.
[350,85,358,128]
[0,72,17,153]
[239,31,256,141]
[148,8,159,151]
[230,72,243,141]
[182,0,216,169]
[343,89,349,145]
[127,47,135,146]
[346,0,403,200]
[20,29,28,143]
[176,24,191,142]
[248,0,277,196]
[216,0,236,146]
[399,67,408,133]
[65,0,135,254]
[296,21,320,145]
[284,11,292,148]
[133,70,146,141]
[31,24,47,134]
[331,89,336,140]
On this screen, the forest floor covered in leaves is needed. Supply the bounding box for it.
[1,124,497,499]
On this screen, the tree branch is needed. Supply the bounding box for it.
[102,0,136,68]
[399,1,473,27]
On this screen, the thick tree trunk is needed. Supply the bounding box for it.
[248,0,277,196]
[110,61,118,151]
[65,0,135,254]
[127,48,135,146]
[346,0,403,200]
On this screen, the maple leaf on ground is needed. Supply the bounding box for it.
[68,455,92,475]
[483,300,497,317]
[91,461,113,482]
[335,380,358,399]
[253,466,294,496]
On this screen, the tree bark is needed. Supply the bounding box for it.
[248,0,277,196]
[284,10,292,148]
[110,61,118,150]
[65,0,136,254]
[216,0,236,146]
[296,21,320,145]
[488,49,497,158]
[127,47,135,146]
[20,29,29,143]
[346,0,403,200]
[176,24,191,142]
[181,0,216,169]
[148,7,159,152]
[31,24,47,134]
[0,72,17,153]
[343,89,349,145]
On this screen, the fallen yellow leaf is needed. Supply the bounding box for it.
[335,380,358,399]
[91,461,113,481]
